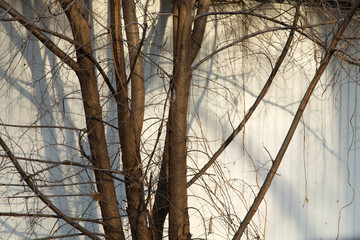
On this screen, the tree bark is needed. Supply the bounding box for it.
[122,0,145,145]
[168,1,210,239]
[110,1,150,239]
[152,1,210,239]
[60,1,125,239]
[152,131,170,240]
[168,1,192,238]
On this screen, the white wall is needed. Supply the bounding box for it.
[0,1,359,239]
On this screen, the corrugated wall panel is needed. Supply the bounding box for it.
[0,1,359,239]
[186,3,360,239]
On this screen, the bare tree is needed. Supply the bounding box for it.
[0,0,359,239]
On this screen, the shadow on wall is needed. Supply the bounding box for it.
[184,8,360,238]
[0,1,106,238]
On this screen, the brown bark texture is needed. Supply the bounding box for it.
[166,1,211,239]
[110,1,150,239]
[168,2,193,239]
[61,1,125,239]
[0,0,210,239]
[152,1,210,239]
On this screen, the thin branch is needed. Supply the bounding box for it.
[35,233,105,240]
[0,1,117,95]
[0,0,80,71]
[35,234,85,240]
[232,1,360,239]
[192,26,293,71]
[0,154,127,184]
[187,3,301,188]
[0,123,85,132]
[0,135,101,240]
[0,212,100,224]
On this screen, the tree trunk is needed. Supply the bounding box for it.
[60,1,125,239]
[152,129,170,240]
[122,0,145,145]
[110,1,150,239]
[168,1,194,239]
[152,1,210,239]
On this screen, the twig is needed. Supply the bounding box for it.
[0,1,117,96]
[232,1,360,239]
[0,135,101,240]
[187,3,301,188]
[0,0,80,71]
[0,212,104,224]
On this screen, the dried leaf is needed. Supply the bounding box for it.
[93,192,102,202]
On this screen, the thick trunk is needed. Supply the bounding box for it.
[110,1,150,239]
[152,1,210,239]
[168,1,193,239]
[61,1,125,239]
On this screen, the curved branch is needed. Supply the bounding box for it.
[187,2,301,188]
[232,1,360,239]
[191,26,292,71]
[0,135,101,240]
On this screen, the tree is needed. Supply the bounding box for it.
[0,0,359,239]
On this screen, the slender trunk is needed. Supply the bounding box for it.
[60,1,125,239]
[110,1,150,239]
[152,129,170,240]
[122,0,145,146]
